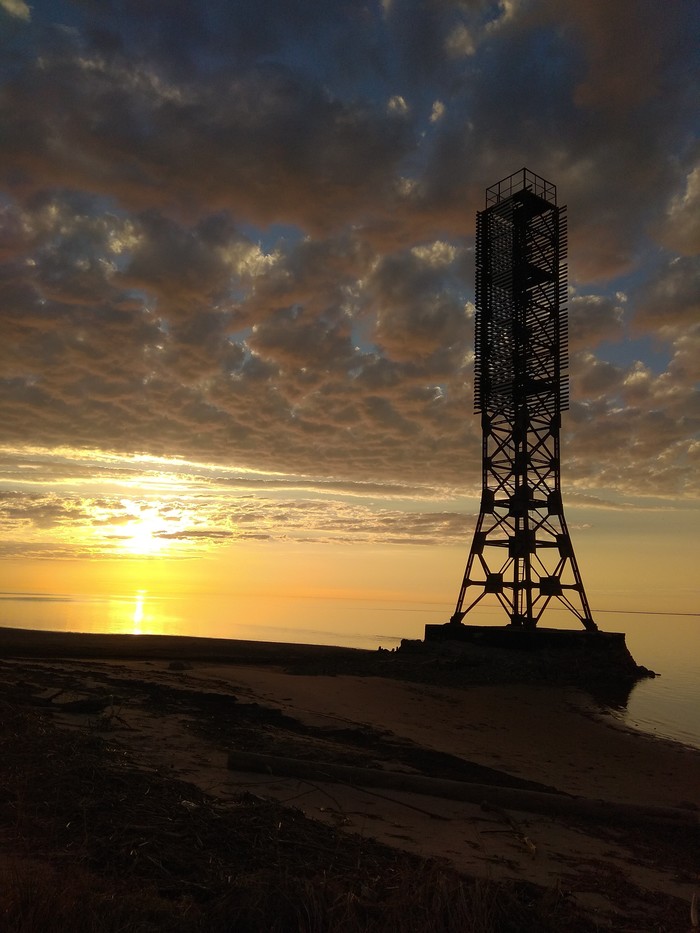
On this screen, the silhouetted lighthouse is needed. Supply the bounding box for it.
[451,169,596,631]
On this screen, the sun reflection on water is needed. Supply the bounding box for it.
[132,590,146,635]
[101,590,169,636]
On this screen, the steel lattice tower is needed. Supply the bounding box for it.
[451,169,597,631]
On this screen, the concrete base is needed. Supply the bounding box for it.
[396,623,655,705]
[424,622,628,652]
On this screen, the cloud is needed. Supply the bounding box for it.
[658,163,700,255]
[0,36,414,234]
[563,1,671,114]
[0,0,30,21]
[0,0,698,563]
[633,256,700,333]
[569,294,625,351]
[445,24,475,59]
[429,100,445,123]
[0,183,694,508]
[365,246,472,364]
[0,483,478,558]
[565,345,700,499]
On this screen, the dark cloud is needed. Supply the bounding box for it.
[0,27,413,231]
[633,256,700,333]
[569,294,624,351]
[658,163,700,256]
[366,245,471,363]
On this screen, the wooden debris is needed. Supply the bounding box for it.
[227,749,700,828]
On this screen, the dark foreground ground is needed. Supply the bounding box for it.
[0,628,697,932]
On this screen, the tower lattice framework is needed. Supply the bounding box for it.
[451,168,597,631]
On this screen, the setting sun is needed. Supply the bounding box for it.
[119,513,169,556]
[86,497,208,559]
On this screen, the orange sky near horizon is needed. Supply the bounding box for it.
[1,503,697,625]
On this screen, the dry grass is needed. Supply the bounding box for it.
[0,697,597,933]
[1,855,583,933]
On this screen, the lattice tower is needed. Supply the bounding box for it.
[451,168,597,630]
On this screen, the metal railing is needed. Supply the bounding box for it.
[486,168,557,207]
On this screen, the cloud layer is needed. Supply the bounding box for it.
[0,0,698,557]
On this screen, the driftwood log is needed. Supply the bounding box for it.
[227,749,699,828]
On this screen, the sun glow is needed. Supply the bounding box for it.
[93,498,198,558]
[119,513,169,556]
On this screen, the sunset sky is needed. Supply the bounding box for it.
[0,0,698,624]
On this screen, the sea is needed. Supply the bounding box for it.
[1,591,698,751]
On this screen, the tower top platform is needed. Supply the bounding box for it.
[485,167,557,208]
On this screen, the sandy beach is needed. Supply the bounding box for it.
[1,627,698,931]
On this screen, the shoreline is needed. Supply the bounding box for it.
[3,622,699,766]
[0,624,369,662]
[2,623,697,753]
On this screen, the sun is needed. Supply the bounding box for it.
[121,516,167,555]
[108,501,176,557]
[87,498,201,559]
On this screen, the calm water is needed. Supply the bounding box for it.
[1,591,698,750]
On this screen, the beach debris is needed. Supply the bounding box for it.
[21,685,115,715]
[227,749,700,828]
[349,785,452,822]
[480,802,537,857]
[20,686,67,706]
[54,694,114,714]
[90,702,135,732]
[318,806,352,827]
